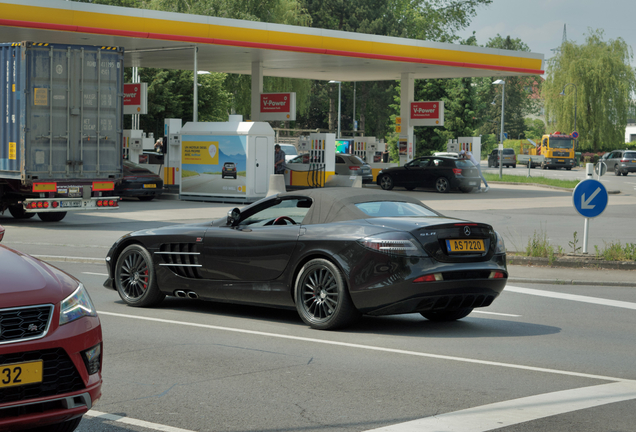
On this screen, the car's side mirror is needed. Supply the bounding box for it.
[227,208,241,226]
[0,225,5,242]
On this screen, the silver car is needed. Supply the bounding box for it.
[335,153,373,183]
[605,149,636,176]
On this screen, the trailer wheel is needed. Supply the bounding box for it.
[38,212,67,222]
[8,205,36,219]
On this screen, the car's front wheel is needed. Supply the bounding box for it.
[379,175,394,190]
[614,165,621,176]
[294,259,359,330]
[435,177,450,193]
[421,308,473,321]
[115,244,165,307]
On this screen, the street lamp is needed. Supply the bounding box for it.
[493,79,505,179]
[560,83,578,149]
[329,80,341,139]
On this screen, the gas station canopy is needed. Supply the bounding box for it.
[0,0,544,82]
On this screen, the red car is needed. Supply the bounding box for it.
[0,225,102,432]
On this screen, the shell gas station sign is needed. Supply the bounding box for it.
[123,83,148,115]
[410,101,444,126]
[259,92,296,121]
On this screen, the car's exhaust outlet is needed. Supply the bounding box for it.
[174,290,187,298]
[187,291,199,299]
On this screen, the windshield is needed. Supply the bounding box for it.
[549,138,574,149]
[280,145,298,155]
[355,201,438,217]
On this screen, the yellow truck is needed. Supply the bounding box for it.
[517,132,576,170]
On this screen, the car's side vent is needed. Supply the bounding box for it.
[155,243,202,279]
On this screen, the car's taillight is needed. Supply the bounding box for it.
[413,273,443,283]
[621,158,629,162]
[358,232,428,257]
[452,168,462,175]
[349,166,360,171]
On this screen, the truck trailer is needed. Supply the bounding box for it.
[1,41,122,222]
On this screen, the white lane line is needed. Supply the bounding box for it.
[472,310,521,317]
[363,381,636,432]
[86,410,196,432]
[83,272,108,276]
[97,311,629,383]
[506,285,636,310]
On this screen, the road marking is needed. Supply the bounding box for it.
[363,381,636,432]
[472,310,521,317]
[97,311,629,383]
[83,272,108,276]
[86,410,196,432]
[506,285,636,310]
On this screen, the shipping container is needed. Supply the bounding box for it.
[1,41,123,221]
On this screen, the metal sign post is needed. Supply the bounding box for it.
[572,177,608,254]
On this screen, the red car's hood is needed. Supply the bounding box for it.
[0,245,79,308]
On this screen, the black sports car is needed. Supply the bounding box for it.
[116,160,164,201]
[104,188,507,330]
[377,156,481,193]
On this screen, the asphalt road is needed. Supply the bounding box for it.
[57,261,635,432]
[2,180,635,432]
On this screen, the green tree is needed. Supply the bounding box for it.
[473,35,542,142]
[523,118,545,141]
[543,29,636,151]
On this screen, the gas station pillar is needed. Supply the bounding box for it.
[251,61,263,122]
[400,72,415,164]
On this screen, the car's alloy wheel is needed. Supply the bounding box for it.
[420,308,473,321]
[379,175,394,190]
[295,259,359,330]
[435,177,450,193]
[115,244,165,307]
[615,165,620,176]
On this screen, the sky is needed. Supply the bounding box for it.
[457,0,636,72]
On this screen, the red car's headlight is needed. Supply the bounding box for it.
[59,283,97,325]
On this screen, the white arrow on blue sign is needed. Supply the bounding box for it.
[572,179,608,218]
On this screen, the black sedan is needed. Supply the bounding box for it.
[377,156,481,193]
[116,160,164,201]
[103,188,507,330]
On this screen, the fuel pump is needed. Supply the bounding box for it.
[284,133,335,188]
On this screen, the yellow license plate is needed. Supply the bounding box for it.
[1,360,43,388]
[143,184,156,189]
[446,239,485,253]
[558,159,564,163]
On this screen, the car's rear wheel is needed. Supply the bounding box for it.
[435,177,450,193]
[8,205,36,219]
[295,258,359,330]
[379,175,394,190]
[614,165,620,176]
[37,212,67,222]
[25,416,82,432]
[512,164,516,168]
[115,244,165,307]
[421,308,473,322]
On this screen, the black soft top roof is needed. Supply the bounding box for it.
[273,187,439,225]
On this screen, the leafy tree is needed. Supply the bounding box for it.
[543,29,636,151]
[523,118,545,141]
[473,35,542,143]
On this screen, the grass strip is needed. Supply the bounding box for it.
[483,173,580,189]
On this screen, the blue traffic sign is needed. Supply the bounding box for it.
[572,131,579,139]
[572,179,608,218]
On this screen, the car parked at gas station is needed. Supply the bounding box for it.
[377,156,481,193]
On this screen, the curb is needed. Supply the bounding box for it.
[508,255,636,271]
[488,181,621,194]
[33,255,104,265]
[508,277,636,287]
